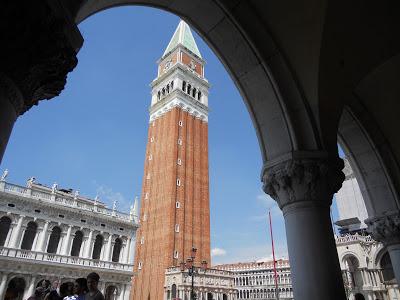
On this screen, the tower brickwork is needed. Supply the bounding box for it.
[131,21,210,300]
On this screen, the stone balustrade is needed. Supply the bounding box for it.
[1,182,132,222]
[0,247,133,272]
[335,233,374,245]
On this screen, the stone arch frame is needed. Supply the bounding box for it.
[111,237,122,262]
[92,233,104,259]
[338,104,400,217]
[372,245,387,269]
[340,252,362,269]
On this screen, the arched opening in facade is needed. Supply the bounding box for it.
[343,255,361,288]
[207,292,213,300]
[4,277,26,300]
[355,293,365,300]
[36,279,51,290]
[222,294,227,300]
[0,216,11,246]
[20,221,37,250]
[111,238,122,262]
[92,234,104,259]
[46,226,61,254]
[171,284,176,299]
[380,252,395,282]
[70,231,83,257]
[105,285,118,300]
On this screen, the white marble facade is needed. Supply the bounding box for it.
[215,260,293,300]
[164,267,236,300]
[0,176,138,300]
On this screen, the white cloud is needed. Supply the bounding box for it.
[211,248,227,257]
[93,182,132,212]
[249,193,282,222]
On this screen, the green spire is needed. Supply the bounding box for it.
[163,20,202,58]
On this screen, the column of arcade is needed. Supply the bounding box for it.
[0,215,133,264]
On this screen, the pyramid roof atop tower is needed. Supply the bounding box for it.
[162,20,202,59]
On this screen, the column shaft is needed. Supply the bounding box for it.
[387,244,400,285]
[62,226,72,255]
[24,276,36,300]
[37,221,50,252]
[0,273,8,300]
[84,230,93,258]
[9,215,24,248]
[0,86,18,164]
[105,235,113,261]
[284,205,346,299]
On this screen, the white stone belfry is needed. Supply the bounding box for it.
[149,19,210,123]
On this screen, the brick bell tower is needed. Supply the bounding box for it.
[131,20,211,300]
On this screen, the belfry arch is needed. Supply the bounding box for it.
[1,1,400,300]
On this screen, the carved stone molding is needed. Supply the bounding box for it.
[366,211,400,246]
[0,0,82,115]
[262,156,344,211]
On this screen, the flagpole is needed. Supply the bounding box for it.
[269,210,279,300]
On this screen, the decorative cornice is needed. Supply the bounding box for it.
[365,211,400,246]
[262,156,344,212]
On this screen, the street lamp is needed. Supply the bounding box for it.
[180,247,198,300]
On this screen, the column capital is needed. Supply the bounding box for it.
[366,210,400,246]
[0,0,82,115]
[262,155,344,212]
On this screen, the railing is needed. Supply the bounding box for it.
[1,182,134,223]
[336,233,374,244]
[0,247,134,272]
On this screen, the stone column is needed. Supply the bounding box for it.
[263,157,346,300]
[24,275,36,299]
[9,215,24,248]
[84,230,93,258]
[0,273,8,300]
[105,234,113,262]
[0,1,82,164]
[122,237,131,263]
[37,221,50,252]
[366,210,400,285]
[62,225,73,255]
[119,285,125,300]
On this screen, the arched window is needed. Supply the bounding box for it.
[21,221,37,250]
[222,294,227,300]
[70,231,83,256]
[157,91,160,100]
[182,81,186,91]
[197,91,202,101]
[167,84,170,93]
[171,284,177,299]
[171,81,174,89]
[187,84,191,94]
[0,216,11,246]
[105,285,118,300]
[6,277,26,300]
[354,293,365,300]
[112,238,122,262]
[92,234,104,259]
[47,226,61,253]
[192,88,196,98]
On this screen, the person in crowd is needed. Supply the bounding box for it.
[73,278,88,300]
[86,273,105,300]
[44,280,61,300]
[59,282,75,300]
[27,287,45,300]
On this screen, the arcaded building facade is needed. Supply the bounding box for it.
[216,260,293,300]
[0,174,138,300]
[132,21,211,300]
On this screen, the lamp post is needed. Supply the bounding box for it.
[180,247,198,300]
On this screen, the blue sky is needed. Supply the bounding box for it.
[1,7,341,265]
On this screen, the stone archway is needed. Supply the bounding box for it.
[5,277,26,300]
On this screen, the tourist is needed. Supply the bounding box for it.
[44,280,61,300]
[86,273,105,300]
[27,287,45,300]
[59,282,74,300]
[73,278,88,300]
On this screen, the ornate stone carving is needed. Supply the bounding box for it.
[0,0,82,115]
[262,157,344,210]
[366,211,400,246]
